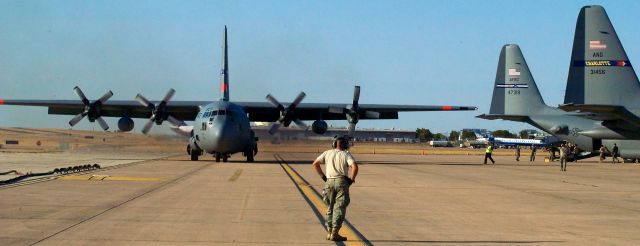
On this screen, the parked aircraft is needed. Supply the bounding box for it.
[560,5,640,140]
[477,44,601,160]
[479,44,640,161]
[473,133,546,148]
[0,26,477,162]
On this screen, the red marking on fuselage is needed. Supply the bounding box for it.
[442,106,452,110]
[221,83,228,92]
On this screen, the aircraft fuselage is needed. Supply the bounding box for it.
[191,100,256,158]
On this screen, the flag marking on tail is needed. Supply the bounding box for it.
[508,68,521,76]
[589,40,607,50]
[573,60,632,67]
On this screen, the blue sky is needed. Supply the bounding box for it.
[1,0,639,135]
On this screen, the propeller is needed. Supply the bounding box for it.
[135,88,184,134]
[328,85,380,137]
[266,91,308,135]
[68,86,113,131]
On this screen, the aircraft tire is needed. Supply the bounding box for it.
[215,154,221,162]
[223,155,228,162]
[190,150,199,161]
[246,148,254,162]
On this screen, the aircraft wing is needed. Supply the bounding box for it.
[558,104,640,128]
[476,114,529,122]
[0,99,476,122]
[238,102,477,122]
[0,99,203,120]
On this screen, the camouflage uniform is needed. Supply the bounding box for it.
[315,149,355,232]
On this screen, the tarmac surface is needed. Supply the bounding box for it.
[1,142,640,245]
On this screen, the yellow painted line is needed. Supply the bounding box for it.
[228,169,243,181]
[59,175,165,181]
[277,154,366,246]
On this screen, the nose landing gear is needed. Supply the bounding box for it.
[215,153,229,162]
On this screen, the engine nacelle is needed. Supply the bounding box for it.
[117,117,135,132]
[312,120,328,134]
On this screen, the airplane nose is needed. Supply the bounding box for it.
[210,117,239,153]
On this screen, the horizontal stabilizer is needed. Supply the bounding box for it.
[476,114,529,122]
[559,103,640,127]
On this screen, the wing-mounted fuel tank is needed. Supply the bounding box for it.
[311,120,328,134]
[117,117,134,132]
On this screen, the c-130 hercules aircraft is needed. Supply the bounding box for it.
[0,27,476,162]
[479,6,640,161]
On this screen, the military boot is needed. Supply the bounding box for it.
[330,228,347,241]
[326,227,332,240]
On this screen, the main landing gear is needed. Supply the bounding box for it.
[215,153,229,162]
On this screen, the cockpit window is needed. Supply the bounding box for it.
[202,108,233,119]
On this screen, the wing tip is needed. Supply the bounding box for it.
[0,99,4,105]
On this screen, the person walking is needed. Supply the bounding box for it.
[612,143,620,164]
[484,143,495,164]
[515,145,521,161]
[530,145,537,162]
[599,145,606,163]
[559,143,568,171]
[312,136,358,241]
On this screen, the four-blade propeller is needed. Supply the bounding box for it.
[266,92,308,135]
[68,86,113,131]
[329,85,380,137]
[135,88,184,134]
[69,86,376,136]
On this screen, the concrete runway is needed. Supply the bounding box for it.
[1,151,639,245]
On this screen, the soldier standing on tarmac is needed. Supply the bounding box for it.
[612,143,620,164]
[599,145,606,163]
[515,145,521,161]
[559,143,568,172]
[530,145,537,162]
[484,143,495,164]
[312,136,358,241]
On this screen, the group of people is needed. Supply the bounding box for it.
[514,145,537,162]
[483,144,537,165]
[599,143,620,164]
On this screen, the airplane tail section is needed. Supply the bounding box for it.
[488,44,547,117]
[565,5,640,105]
[220,26,230,101]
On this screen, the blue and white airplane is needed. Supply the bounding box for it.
[0,27,477,162]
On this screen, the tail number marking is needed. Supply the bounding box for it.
[508,90,521,95]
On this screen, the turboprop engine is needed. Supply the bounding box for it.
[311,120,328,134]
[117,117,134,132]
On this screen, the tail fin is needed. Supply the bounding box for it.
[564,5,640,105]
[220,26,230,101]
[489,44,547,116]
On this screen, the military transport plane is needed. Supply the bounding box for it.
[560,5,640,140]
[0,26,476,162]
[479,6,640,161]
[477,44,601,160]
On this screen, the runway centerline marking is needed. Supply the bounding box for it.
[275,154,370,246]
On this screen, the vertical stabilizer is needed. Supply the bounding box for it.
[489,44,547,116]
[565,5,640,105]
[220,26,230,101]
